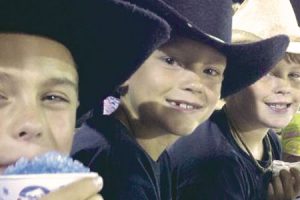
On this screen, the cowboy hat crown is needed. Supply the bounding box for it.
[233,0,300,54]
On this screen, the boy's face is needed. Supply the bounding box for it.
[227,54,300,129]
[0,34,79,174]
[122,36,226,136]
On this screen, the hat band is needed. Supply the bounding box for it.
[206,33,225,43]
[232,29,262,43]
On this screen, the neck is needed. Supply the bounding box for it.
[114,106,180,161]
[136,134,180,161]
[224,106,270,160]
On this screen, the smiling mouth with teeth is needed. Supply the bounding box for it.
[166,99,202,111]
[266,103,292,112]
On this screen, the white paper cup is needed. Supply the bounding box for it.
[0,172,97,200]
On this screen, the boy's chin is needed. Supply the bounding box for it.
[264,120,291,130]
[166,124,198,137]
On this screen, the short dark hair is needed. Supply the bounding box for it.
[285,52,300,64]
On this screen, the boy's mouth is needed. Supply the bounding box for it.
[0,161,16,170]
[265,102,292,112]
[166,99,202,111]
[0,164,12,169]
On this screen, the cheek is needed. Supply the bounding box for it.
[0,113,10,136]
[127,74,174,112]
[47,109,76,154]
[227,90,257,118]
[294,89,300,105]
[239,86,262,108]
[132,71,173,94]
[205,83,221,106]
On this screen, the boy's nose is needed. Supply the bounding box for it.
[15,122,42,141]
[273,78,292,95]
[13,106,43,141]
[183,83,203,94]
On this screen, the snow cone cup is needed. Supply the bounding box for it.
[0,152,96,200]
[0,172,97,200]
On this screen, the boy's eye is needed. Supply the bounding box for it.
[0,93,9,107]
[203,67,220,76]
[263,72,275,80]
[289,72,300,80]
[265,72,274,77]
[162,56,183,68]
[42,94,69,103]
[165,57,175,65]
[0,92,8,100]
[0,94,6,100]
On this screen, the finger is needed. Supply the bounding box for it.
[279,169,294,199]
[86,194,104,200]
[272,175,284,200]
[290,168,300,195]
[41,176,103,200]
[268,183,275,200]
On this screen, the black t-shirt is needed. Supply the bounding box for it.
[166,108,282,200]
[72,114,172,200]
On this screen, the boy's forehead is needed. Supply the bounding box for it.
[0,33,78,84]
[269,54,300,74]
[0,33,75,67]
[271,53,300,71]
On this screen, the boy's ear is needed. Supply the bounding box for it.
[122,79,130,87]
[116,82,129,97]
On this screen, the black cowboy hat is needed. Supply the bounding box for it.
[0,0,171,117]
[122,0,289,97]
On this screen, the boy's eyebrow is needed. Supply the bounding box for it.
[0,72,78,91]
[43,78,78,90]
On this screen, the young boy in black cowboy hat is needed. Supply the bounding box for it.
[0,0,171,199]
[72,0,290,199]
[167,0,300,199]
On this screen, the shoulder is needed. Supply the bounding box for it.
[167,114,233,168]
[71,121,113,168]
[174,153,249,200]
[71,123,110,155]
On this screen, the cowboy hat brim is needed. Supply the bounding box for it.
[221,35,289,97]
[178,26,289,97]
[124,0,289,97]
[0,0,171,117]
